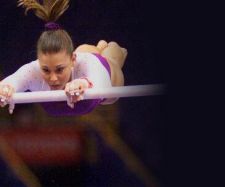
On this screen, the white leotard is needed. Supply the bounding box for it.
[1,52,112,92]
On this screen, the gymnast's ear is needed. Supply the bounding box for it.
[71,52,76,66]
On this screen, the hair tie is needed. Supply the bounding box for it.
[45,22,61,30]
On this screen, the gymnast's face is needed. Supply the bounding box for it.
[38,51,75,90]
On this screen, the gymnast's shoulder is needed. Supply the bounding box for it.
[15,60,42,77]
[18,60,40,69]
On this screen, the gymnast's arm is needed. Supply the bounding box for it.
[0,61,38,107]
[79,54,118,105]
[75,53,112,90]
[65,53,112,106]
[1,62,40,92]
[83,58,116,105]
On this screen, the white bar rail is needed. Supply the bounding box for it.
[12,84,165,104]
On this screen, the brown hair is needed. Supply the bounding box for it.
[18,0,74,56]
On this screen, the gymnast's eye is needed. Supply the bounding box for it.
[42,68,50,74]
[55,67,64,74]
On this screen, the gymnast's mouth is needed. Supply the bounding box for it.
[50,85,62,90]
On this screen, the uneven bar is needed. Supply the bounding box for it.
[12,84,165,104]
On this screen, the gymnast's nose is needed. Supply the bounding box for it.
[49,73,58,82]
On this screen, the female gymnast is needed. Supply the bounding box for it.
[0,0,126,116]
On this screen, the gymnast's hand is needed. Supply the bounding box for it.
[64,78,91,108]
[0,84,15,113]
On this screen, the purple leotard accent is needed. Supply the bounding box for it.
[41,53,111,116]
[92,53,111,77]
[41,99,102,116]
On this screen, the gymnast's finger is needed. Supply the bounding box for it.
[6,87,14,98]
[0,98,7,107]
[65,83,75,95]
[77,95,84,101]
[64,83,70,94]
[64,87,77,104]
[67,99,74,109]
[70,81,81,92]
[0,85,13,99]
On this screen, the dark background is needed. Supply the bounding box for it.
[0,0,165,84]
[0,1,167,187]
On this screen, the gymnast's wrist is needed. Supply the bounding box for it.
[79,77,93,88]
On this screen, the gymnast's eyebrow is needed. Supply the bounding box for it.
[41,65,49,69]
[56,64,66,68]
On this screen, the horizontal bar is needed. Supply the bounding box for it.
[11,84,165,104]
